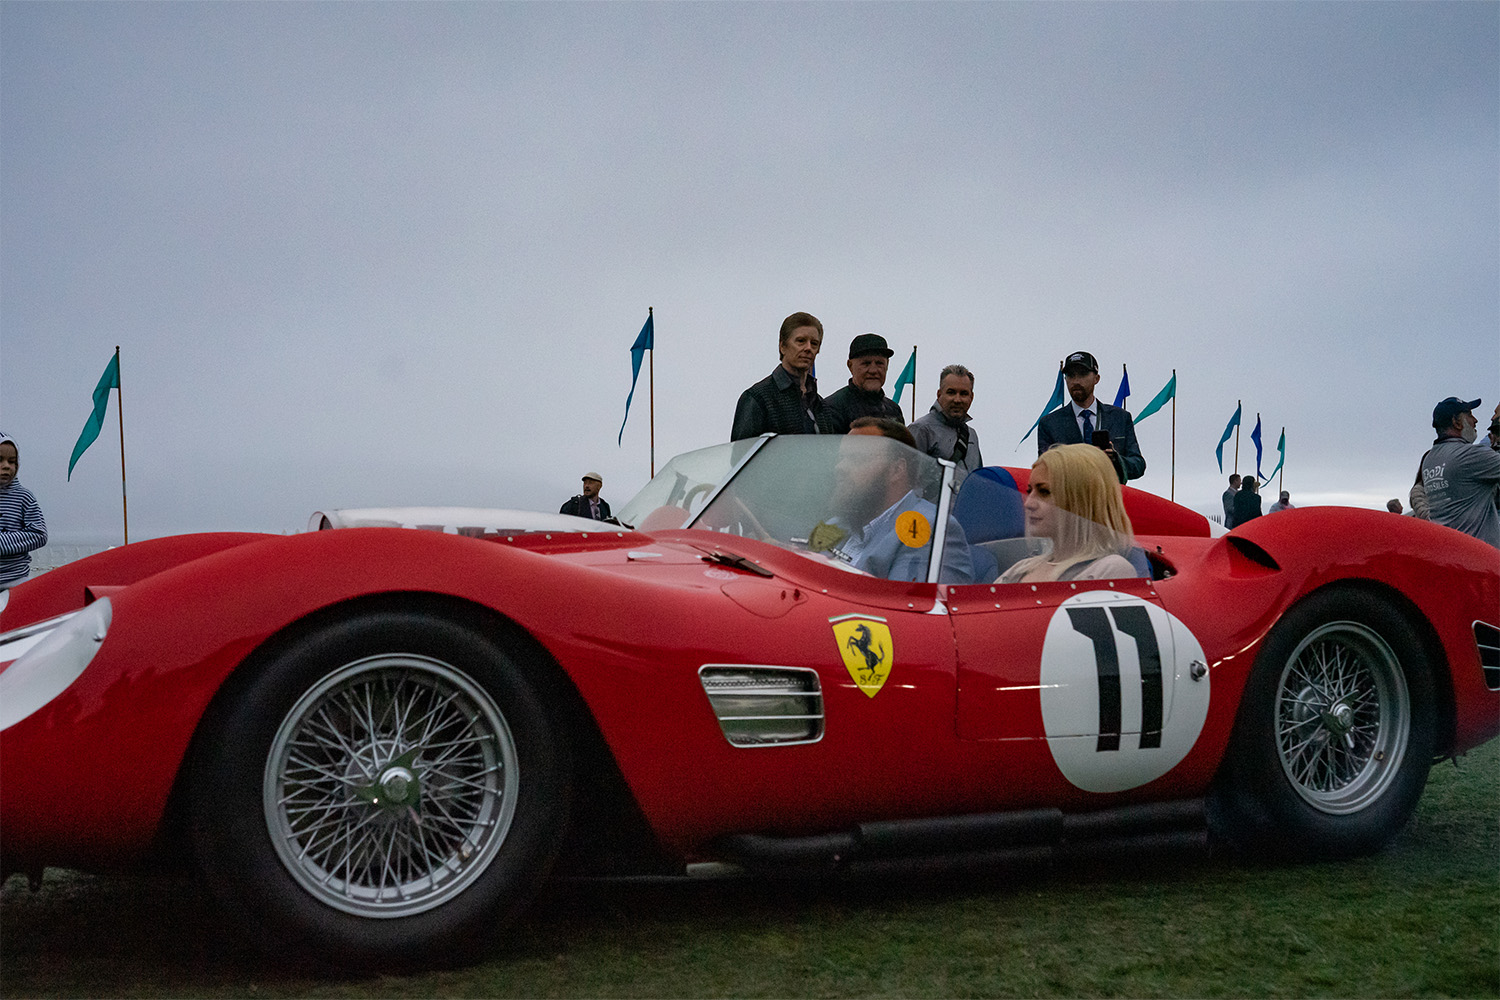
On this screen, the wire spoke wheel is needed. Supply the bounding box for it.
[1274,620,1409,815]
[264,653,520,918]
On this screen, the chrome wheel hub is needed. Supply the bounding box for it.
[1275,621,1409,815]
[264,654,520,918]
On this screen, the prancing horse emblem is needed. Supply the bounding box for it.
[846,624,884,670]
[830,614,894,698]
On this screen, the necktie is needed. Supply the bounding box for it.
[1080,409,1094,440]
[950,423,969,465]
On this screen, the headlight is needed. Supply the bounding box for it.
[0,598,112,730]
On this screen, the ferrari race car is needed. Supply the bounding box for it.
[2,433,1497,968]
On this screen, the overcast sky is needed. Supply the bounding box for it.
[2,2,1495,544]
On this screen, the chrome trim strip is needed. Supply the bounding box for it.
[928,458,957,585]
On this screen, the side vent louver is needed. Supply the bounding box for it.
[1474,622,1499,691]
[699,666,824,747]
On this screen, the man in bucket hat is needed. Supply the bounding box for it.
[1420,396,1500,548]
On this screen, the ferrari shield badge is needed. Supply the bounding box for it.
[831,613,893,697]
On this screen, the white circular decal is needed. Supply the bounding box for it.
[1039,592,1209,793]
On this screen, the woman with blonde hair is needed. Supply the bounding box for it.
[998,443,1139,583]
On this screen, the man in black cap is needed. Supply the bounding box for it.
[1420,396,1500,548]
[1036,351,1146,484]
[823,333,904,434]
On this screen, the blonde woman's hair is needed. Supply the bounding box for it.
[1022,444,1135,580]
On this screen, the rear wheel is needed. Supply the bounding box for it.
[1209,589,1435,859]
[186,611,569,969]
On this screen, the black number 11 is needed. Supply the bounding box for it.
[1066,606,1164,752]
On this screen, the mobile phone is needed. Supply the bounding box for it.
[1091,429,1112,449]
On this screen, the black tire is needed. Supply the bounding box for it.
[185,611,570,969]
[1208,588,1435,860]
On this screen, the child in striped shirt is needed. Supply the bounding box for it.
[0,432,48,586]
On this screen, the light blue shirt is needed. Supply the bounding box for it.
[839,490,977,584]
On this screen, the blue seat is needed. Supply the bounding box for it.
[953,467,1025,543]
[954,467,1154,582]
[952,467,1026,582]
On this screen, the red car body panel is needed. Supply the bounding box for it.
[2,477,1496,872]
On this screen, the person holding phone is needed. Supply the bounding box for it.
[1036,351,1146,484]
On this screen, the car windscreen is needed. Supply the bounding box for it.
[683,435,973,584]
[614,441,749,531]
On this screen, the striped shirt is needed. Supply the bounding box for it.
[0,480,47,585]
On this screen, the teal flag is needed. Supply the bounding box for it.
[1215,403,1242,473]
[1135,372,1175,424]
[618,312,654,445]
[68,351,120,480]
[1266,429,1286,481]
[1018,369,1066,446]
[891,348,916,405]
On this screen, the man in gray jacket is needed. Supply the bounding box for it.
[1421,396,1500,549]
[908,364,983,489]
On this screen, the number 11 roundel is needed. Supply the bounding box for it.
[1038,591,1210,793]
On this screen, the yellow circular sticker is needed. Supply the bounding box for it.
[894,510,932,549]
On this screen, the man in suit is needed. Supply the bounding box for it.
[560,472,612,521]
[1037,351,1146,484]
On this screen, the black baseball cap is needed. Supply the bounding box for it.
[1062,351,1098,375]
[1432,396,1480,429]
[848,333,894,359]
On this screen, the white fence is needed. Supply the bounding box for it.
[27,543,116,577]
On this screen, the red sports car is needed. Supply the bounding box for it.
[2,434,1496,968]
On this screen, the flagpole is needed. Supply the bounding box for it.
[1169,369,1176,502]
[647,306,655,479]
[1233,398,1240,474]
[115,346,128,545]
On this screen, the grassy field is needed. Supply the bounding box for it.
[3,740,1496,999]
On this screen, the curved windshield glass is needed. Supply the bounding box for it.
[674,435,976,584]
[614,441,750,531]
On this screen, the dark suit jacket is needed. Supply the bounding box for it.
[559,495,611,520]
[1231,490,1262,526]
[1036,402,1147,482]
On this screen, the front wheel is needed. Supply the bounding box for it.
[185,611,570,969]
[1208,588,1435,860]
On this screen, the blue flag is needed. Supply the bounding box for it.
[1251,416,1264,480]
[1018,368,1066,446]
[618,312,654,446]
[891,348,916,405]
[1112,366,1130,409]
[1135,372,1175,424]
[1215,403,1242,473]
[68,351,120,480]
[1266,428,1286,481]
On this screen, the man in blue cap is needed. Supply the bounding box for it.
[1420,396,1500,548]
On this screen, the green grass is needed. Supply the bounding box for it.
[4,740,1496,998]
